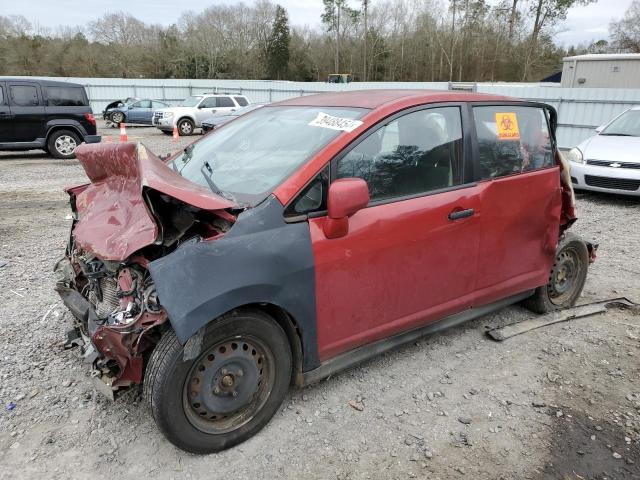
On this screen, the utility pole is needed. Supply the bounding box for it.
[363,0,368,81]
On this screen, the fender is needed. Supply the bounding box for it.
[148,196,320,371]
[46,118,88,138]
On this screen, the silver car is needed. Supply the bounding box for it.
[567,107,640,196]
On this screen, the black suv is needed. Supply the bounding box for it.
[0,78,100,159]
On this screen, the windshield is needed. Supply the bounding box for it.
[180,96,203,107]
[169,106,367,205]
[601,110,640,137]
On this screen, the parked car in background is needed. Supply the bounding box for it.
[102,97,138,120]
[568,106,640,196]
[153,93,250,136]
[0,78,99,159]
[56,90,592,454]
[201,103,266,133]
[105,99,171,126]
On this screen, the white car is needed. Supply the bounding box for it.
[567,106,640,196]
[153,94,250,136]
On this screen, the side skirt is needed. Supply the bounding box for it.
[300,289,534,387]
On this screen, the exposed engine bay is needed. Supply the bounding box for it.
[55,143,237,398]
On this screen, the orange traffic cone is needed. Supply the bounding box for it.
[172,124,179,141]
[119,123,128,142]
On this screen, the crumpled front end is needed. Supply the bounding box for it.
[55,142,237,398]
[55,253,167,397]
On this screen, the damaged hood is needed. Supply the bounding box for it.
[71,142,237,261]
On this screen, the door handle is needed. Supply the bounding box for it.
[448,208,475,221]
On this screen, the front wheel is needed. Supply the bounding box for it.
[144,310,292,453]
[110,111,125,125]
[177,118,195,136]
[522,232,589,314]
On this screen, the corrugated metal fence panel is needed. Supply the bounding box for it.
[478,84,640,147]
[3,76,639,147]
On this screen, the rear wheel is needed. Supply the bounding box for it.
[522,232,589,314]
[144,310,291,453]
[47,129,81,159]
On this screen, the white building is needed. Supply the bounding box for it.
[561,53,640,88]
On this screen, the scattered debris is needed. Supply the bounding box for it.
[487,298,638,341]
[348,400,364,412]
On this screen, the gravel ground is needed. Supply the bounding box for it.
[0,121,639,479]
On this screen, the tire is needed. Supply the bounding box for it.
[144,310,292,454]
[522,232,589,314]
[47,129,81,159]
[110,111,125,125]
[177,118,195,136]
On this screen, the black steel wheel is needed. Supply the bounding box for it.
[522,232,589,314]
[144,309,291,454]
[183,336,274,435]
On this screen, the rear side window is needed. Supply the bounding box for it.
[473,106,553,180]
[10,85,39,106]
[217,97,235,108]
[234,96,249,107]
[0,86,4,105]
[45,86,86,106]
[152,101,167,109]
[336,106,464,201]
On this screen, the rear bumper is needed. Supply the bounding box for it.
[83,135,102,144]
[570,162,640,196]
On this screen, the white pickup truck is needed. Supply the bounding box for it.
[153,94,250,136]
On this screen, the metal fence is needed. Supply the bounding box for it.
[4,76,640,148]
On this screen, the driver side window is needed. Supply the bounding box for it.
[335,107,464,201]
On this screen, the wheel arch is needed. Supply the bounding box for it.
[45,124,84,142]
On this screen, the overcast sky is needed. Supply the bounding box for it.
[2,0,633,46]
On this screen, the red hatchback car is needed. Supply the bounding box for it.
[56,90,593,453]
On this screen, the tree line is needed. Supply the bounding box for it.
[0,0,638,83]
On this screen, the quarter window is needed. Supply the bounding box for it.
[0,86,4,105]
[10,85,39,107]
[217,97,235,108]
[473,106,554,179]
[45,86,86,106]
[335,107,464,201]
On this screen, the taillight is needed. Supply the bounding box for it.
[84,112,96,126]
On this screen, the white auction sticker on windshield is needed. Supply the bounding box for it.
[308,112,363,132]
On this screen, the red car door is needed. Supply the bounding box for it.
[470,104,562,306]
[309,106,482,361]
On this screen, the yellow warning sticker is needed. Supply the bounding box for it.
[495,112,520,141]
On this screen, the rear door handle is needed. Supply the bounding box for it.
[448,208,475,221]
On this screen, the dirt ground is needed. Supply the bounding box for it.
[0,121,639,480]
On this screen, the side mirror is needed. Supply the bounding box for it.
[323,178,370,239]
[595,125,605,134]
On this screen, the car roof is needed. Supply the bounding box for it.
[0,77,85,88]
[273,89,514,109]
[201,93,248,97]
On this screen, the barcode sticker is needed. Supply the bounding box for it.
[308,112,363,133]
